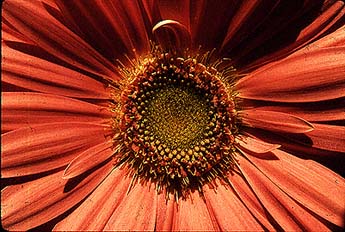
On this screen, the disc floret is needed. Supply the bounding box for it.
[112,48,239,198]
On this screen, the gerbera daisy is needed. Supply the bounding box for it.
[2,0,345,231]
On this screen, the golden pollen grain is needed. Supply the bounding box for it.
[114,48,238,197]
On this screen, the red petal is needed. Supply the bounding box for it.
[63,141,114,179]
[237,47,345,102]
[1,122,108,177]
[243,149,345,227]
[53,168,131,231]
[242,109,314,133]
[228,171,275,230]
[2,45,110,99]
[235,134,281,153]
[2,21,33,44]
[103,182,157,231]
[298,123,345,152]
[172,191,217,231]
[238,156,336,230]
[1,161,113,231]
[242,127,343,158]
[155,192,177,231]
[2,0,117,77]
[1,92,111,133]
[203,182,263,231]
[269,123,345,153]
[250,101,345,122]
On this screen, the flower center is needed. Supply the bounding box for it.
[115,49,238,197]
[145,82,211,150]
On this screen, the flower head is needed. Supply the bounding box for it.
[2,0,345,231]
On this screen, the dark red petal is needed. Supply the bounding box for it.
[238,156,338,230]
[293,25,345,52]
[63,141,114,179]
[53,168,131,231]
[221,0,279,52]
[1,122,108,177]
[1,161,113,231]
[244,1,345,71]
[103,182,157,231]
[2,45,111,99]
[1,92,111,133]
[242,109,314,133]
[2,0,117,77]
[156,0,190,31]
[152,20,191,51]
[55,0,150,60]
[139,0,161,26]
[237,47,345,102]
[243,149,345,227]
[190,0,239,50]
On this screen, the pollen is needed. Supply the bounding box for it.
[111,47,239,198]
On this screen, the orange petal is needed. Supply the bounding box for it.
[63,141,114,179]
[103,182,157,231]
[242,109,314,133]
[1,161,113,231]
[53,168,131,231]
[237,47,345,102]
[1,122,108,177]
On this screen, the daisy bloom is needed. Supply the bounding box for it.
[2,0,345,231]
